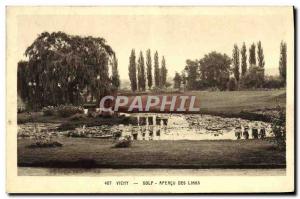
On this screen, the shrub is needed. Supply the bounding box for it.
[263,76,284,89]
[42,106,56,116]
[271,106,286,150]
[114,135,132,148]
[241,65,264,89]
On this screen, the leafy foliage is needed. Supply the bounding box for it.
[160,56,168,88]
[227,77,237,91]
[271,106,286,150]
[249,43,256,66]
[154,51,160,87]
[173,72,182,89]
[18,31,115,109]
[279,41,287,84]
[199,52,231,91]
[137,51,146,91]
[128,49,137,91]
[241,65,264,89]
[146,49,153,89]
[111,55,120,91]
[257,41,265,69]
[184,59,199,90]
[263,76,284,89]
[232,44,240,82]
[241,42,247,77]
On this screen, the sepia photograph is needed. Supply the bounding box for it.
[6,6,294,193]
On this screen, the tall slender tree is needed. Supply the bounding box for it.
[154,51,160,87]
[257,41,265,78]
[257,41,265,69]
[232,44,240,82]
[137,51,146,91]
[241,42,247,77]
[249,43,256,66]
[137,55,141,91]
[160,56,167,87]
[111,55,120,90]
[146,49,153,89]
[128,49,137,92]
[279,41,287,83]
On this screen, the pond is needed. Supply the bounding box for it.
[112,113,273,141]
[18,113,274,141]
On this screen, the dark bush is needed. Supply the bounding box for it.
[57,105,84,117]
[227,77,238,91]
[271,106,286,150]
[263,76,284,89]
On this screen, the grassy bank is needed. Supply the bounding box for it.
[18,138,285,169]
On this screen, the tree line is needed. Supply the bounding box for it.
[173,41,287,91]
[17,31,120,110]
[128,49,168,92]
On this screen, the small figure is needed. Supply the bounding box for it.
[132,133,138,140]
[235,126,242,140]
[252,128,259,139]
[259,128,266,139]
[243,126,249,140]
[156,129,161,136]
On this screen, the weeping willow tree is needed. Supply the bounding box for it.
[17,31,115,110]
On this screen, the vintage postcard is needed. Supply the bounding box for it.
[6,6,294,193]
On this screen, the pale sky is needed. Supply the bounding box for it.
[15,7,294,80]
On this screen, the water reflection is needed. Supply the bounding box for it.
[114,114,273,141]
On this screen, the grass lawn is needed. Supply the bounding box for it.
[120,89,286,113]
[189,90,286,113]
[18,138,286,169]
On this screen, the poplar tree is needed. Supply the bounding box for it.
[137,51,146,91]
[111,55,120,90]
[128,49,137,91]
[232,44,240,82]
[154,51,160,87]
[241,42,247,77]
[257,41,265,69]
[279,41,287,83]
[249,43,256,66]
[146,49,153,89]
[160,56,168,87]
